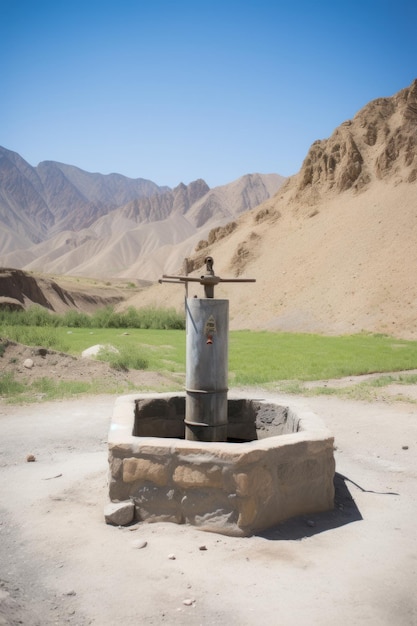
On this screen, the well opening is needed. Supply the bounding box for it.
[132,396,296,442]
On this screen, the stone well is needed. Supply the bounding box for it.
[106,392,335,536]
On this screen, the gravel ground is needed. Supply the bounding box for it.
[0,387,416,625]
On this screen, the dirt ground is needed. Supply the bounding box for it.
[0,342,417,625]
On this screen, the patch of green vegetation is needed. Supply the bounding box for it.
[0,340,8,358]
[0,372,26,396]
[0,326,71,352]
[307,386,340,397]
[96,344,149,371]
[228,331,417,384]
[0,304,185,330]
[368,375,396,387]
[0,372,139,404]
[393,373,417,385]
[0,326,186,373]
[2,313,417,401]
[61,310,92,328]
[274,380,305,395]
[293,372,417,402]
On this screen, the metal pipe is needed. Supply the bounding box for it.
[160,257,255,442]
[185,298,229,441]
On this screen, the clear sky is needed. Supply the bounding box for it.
[1,0,416,188]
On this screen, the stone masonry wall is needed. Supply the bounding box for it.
[107,393,335,536]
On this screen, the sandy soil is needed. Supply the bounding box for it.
[127,180,417,340]
[0,386,416,626]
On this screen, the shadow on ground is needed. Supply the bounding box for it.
[258,473,364,541]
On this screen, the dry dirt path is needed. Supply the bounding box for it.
[0,392,416,625]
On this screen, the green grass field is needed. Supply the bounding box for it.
[1,302,417,402]
[228,330,417,384]
[2,324,417,385]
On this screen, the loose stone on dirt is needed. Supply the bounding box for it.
[104,501,135,526]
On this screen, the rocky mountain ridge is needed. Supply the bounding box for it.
[126,79,417,338]
[0,148,284,280]
[0,148,170,247]
[286,79,417,208]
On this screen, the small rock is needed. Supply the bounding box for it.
[26,454,36,462]
[402,446,409,450]
[82,344,119,359]
[306,520,315,528]
[168,554,176,560]
[182,598,195,606]
[23,358,34,369]
[198,545,207,551]
[64,590,76,596]
[104,501,135,526]
[132,540,147,549]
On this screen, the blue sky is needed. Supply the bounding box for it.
[1,0,416,188]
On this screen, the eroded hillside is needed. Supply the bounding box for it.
[123,80,417,339]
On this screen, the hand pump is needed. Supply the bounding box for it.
[159,257,255,441]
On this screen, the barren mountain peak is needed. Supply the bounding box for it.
[284,78,417,208]
[128,80,417,339]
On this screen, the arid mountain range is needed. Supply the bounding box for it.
[0,149,284,280]
[1,79,416,338]
[125,79,417,339]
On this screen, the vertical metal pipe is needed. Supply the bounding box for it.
[185,298,229,441]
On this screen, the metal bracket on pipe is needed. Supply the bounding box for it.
[159,256,256,298]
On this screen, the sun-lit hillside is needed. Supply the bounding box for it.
[122,80,417,339]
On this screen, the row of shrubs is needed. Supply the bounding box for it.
[0,305,185,330]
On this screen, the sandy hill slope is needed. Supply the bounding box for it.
[123,80,417,339]
[0,173,285,280]
[0,268,142,314]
